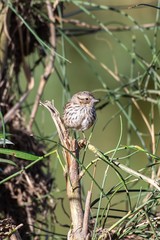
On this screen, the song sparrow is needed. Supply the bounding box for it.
[63,91,99,132]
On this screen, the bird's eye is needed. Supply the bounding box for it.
[86,98,89,100]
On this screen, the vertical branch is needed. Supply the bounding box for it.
[0,4,10,79]
[66,139,84,238]
[40,101,85,240]
[28,0,57,131]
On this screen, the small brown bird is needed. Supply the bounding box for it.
[63,91,99,132]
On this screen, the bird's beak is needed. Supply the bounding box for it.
[93,98,99,103]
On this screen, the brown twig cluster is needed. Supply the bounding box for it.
[0,1,58,131]
[0,218,23,240]
[0,2,57,238]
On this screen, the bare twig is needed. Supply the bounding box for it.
[88,143,160,191]
[56,16,160,33]
[0,4,11,77]
[82,159,98,237]
[28,0,57,131]
[0,218,23,240]
[82,190,92,238]
[9,224,23,240]
[0,8,34,128]
[0,90,30,128]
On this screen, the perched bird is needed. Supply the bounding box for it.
[63,91,99,132]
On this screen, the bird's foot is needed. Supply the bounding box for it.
[78,138,87,148]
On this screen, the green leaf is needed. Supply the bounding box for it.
[0,158,17,166]
[0,148,40,161]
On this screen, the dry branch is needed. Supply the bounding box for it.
[40,100,89,240]
[56,15,160,34]
[0,218,23,240]
[87,144,160,191]
[28,0,57,131]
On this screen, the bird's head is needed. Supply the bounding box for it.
[71,91,99,106]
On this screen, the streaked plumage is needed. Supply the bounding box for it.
[63,91,99,131]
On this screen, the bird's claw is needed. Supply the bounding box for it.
[78,139,87,148]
